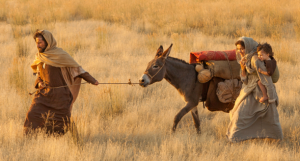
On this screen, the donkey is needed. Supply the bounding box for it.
[139,44,203,134]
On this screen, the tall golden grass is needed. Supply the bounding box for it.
[0,0,299,160]
[2,0,300,39]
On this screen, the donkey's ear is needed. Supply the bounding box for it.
[155,45,164,57]
[161,44,173,58]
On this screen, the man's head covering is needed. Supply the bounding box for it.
[235,36,258,64]
[31,30,80,74]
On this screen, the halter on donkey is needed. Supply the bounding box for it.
[139,44,203,134]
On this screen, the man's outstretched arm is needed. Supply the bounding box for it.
[77,72,99,85]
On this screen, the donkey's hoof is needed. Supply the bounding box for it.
[171,128,176,134]
[195,127,201,134]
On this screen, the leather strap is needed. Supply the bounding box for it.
[222,51,235,103]
[144,63,165,80]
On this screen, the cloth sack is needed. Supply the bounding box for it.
[205,60,241,80]
[216,79,242,103]
[197,69,213,83]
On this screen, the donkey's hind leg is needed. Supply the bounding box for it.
[191,106,201,134]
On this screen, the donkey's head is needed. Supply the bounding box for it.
[139,44,173,87]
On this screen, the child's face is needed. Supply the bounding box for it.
[258,49,270,61]
[236,44,245,57]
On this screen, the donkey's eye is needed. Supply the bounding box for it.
[152,65,159,69]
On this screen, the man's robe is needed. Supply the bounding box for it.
[24,64,96,134]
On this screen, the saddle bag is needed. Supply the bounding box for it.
[203,77,235,113]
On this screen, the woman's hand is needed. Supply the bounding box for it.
[38,82,46,89]
[240,60,246,71]
[240,60,247,77]
[93,81,99,86]
[258,68,262,73]
[241,57,246,63]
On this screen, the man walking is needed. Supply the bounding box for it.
[24,30,99,135]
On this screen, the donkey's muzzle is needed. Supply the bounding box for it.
[139,79,145,87]
[139,74,150,87]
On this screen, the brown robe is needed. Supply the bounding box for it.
[24,64,96,134]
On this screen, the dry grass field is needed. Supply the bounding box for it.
[0,0,300,160]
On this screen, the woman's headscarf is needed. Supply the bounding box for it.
[236,36,258,74]
[31,30,80,74]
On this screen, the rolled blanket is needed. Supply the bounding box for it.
[190,49,236,64]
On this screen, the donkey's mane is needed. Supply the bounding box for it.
[168,57,190,65]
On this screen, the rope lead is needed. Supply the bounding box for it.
[28,79,140,96]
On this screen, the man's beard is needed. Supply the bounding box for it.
[38,47,45,53]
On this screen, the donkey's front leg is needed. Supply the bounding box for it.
[172,102,196,132]
[191,106,201,134]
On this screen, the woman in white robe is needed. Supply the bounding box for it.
[226,37,283,142]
